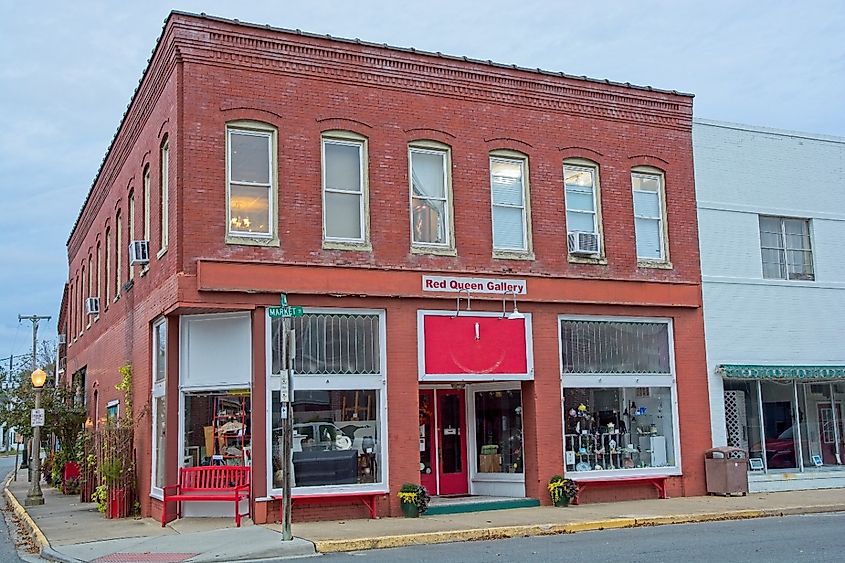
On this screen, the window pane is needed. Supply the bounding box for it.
[760,229,783,249]
[476,390,523,474]
[633,190,660,218]
[155,322,166,382]
[563,387,676,472]
[762,247,786,279]
[325,142,361,193]
[635,217,662,259]
[325,191,362,240]
[272,390,381,488]
[566,189,595,212]
[412,198,446,244]
[632,173,660,192]
[493,206,525,250]
[760,381,798,470]
[564,166,594,189]
[561,320,670,374]
[491,160,524,206]
[411,150,445,199]
[154,396,166,488]
[787,250,814,280]
[183,394,251,467]
[566,210,595,233]
[230,132,270,184]
[230,184,270,234]
[272,314,381,375]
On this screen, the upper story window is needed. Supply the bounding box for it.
[632,169,668,263]
[490,155,530,254]
[759,216,814,281]
[409,144,453,250]
[564,162,602,257]
[227,123,276,241]
[159,140,169,255]
[322,134,368,246]
[128,191,135,281]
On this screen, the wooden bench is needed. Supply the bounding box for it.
[162,466,251,527]
[572,476,668,505]
[273,492,385,519]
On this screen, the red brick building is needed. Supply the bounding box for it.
[61,12,710,524]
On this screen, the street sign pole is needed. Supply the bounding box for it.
[282,320,295,541]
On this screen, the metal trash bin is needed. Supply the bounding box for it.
[704,447,748,496]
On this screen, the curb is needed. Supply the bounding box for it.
[311,504,845,553]
[2,472,51,555]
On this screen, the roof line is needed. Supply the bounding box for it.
[694,118,845,144]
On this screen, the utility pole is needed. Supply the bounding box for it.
[18,315,51,489]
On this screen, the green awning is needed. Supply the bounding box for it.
[718,364,845,380]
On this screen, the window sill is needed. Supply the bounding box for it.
[568,255,608,265]
[411,245,457,257]
[322,240,372,252]
[638,260,673,270]
[225,234,280,248]
[493,250,535,261]
[157,247,167,259]
[113,294,120,304]
[140,267,149,277]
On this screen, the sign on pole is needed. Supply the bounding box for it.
[30,408,45,427]
[268,294,305,319]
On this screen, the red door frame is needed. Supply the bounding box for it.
[418,388,468,495]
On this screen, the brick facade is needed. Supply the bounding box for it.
[62,12,709,524]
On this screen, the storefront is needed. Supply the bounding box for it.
[417,310,533,498]
[720,365,845,492]
[560,317,683,483]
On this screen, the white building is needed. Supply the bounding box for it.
[695,119,845,492]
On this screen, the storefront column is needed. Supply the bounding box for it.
[163,315,180,523]
[521,312,563,504]
[250,308,267,520]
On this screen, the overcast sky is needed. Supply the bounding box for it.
[1,0,843,360]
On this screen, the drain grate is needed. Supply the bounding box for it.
[93,554,198,563]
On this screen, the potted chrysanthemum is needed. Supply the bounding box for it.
[548,475,578,506]
[397,483,431,518]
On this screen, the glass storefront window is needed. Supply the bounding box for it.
[475,390,523,474]
[271,389,381,488]
[799,383,843,469]
[760,381,798,470]
[723,380,764,464]
[563,387,676,472]
[153,396,166,487]
[183,393,251,467]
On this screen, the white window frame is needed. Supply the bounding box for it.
[409,143,455,254]
[226,123,278,245]
[631,169,669,264]
[142,165,151,275]
[128,192,135,281]
[265,308,389,497]
[321,133,369,248]
[558,315,682,480]
[490,153,531,256]
[158,140,169,257]
[758,215,815,281]
[564,161,604,259]
[150,317,167,500]
[115,211,122,298]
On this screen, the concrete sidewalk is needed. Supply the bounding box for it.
[5,470,845,562]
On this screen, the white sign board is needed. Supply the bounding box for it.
[422,275,526,295]
[31,408,45,427]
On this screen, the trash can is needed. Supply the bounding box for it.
[704,447,748,496]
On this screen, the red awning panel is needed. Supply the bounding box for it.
[421,314,531,380]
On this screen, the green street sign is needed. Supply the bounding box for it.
[268,294,304,318]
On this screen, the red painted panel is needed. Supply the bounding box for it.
[424,315,528,375]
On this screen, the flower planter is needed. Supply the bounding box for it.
[400,502,420,518]
[553,496,570,507]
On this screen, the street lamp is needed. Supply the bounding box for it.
[25,368,46,506]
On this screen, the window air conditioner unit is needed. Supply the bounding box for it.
[129,240,150,265]
[85,297,100,316]
[567,231,600,256]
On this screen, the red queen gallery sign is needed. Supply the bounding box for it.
[422,275,527,295]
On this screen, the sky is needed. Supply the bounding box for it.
[0,0,843,360]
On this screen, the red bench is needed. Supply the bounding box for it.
[162,466,251,527]
[572,476,668,505]
[273,492,385,519]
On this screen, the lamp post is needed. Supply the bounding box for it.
[25,368,47,506]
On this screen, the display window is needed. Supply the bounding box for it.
[267,309,387,494]
[182,392,252,467]
[560,317,680,477]
[150,318,167,498]
[474,389,523,474]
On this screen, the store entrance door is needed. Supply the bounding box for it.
[818,402,843,465]
[419,389,468,495]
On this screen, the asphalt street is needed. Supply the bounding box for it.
[300,512,845,563]
[0,454,25,562]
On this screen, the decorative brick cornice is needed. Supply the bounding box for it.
[172,15,692,132]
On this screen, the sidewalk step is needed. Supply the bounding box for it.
[426,497,540,515]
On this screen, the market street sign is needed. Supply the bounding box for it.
[422,275,527,295]
[31,408,45,427]
[268,294,304,318]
